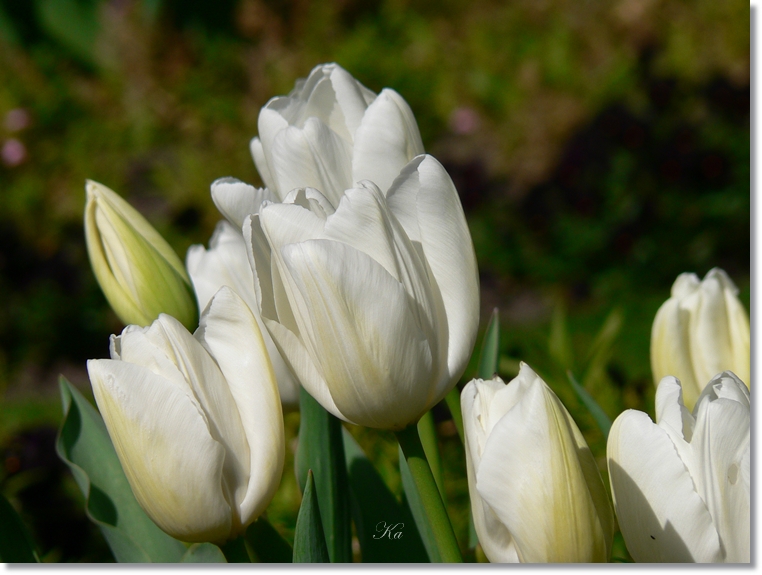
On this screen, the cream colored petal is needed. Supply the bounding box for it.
[691,372,750,563]
[387,155,480,398]
[475,369,611,562]
[210,178,274,230]
[250,137,277,194]
[196,287,285,530]
[87,359,231,543]
[607,409,723,562]
[280,239,434,429]
[352,89,424,194]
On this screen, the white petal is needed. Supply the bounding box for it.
[87,359,231,543]
[196,287,285,528]
[210,178,274,230]
[186,220,259,314]
[352,89,424,194]
[269,120,352,206]
[607,410,723,562]
[280,239,435,429]
[654,376,696,470]
[475,370,611,562]
[327,64,374,138]
[460,379,520,563]
[691,372,750,563]
[387,155,480,397]
[250,137,277,193]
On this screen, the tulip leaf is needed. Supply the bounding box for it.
[567,371,612,439]
[293,470,330,563]
[478,307,501,379]
[0,492,39,562]
[245,516,293,562]
[56,376,187,563]
[342,429,428,562]
[294,387,352,562]
[181,543,227,563]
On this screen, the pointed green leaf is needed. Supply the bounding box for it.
[245,516,293,562]
[567,370,612,439]
[55,377,187,562]
[343,429,428,562]
[0,492,39,562]
[478,307,501,379]
[294,387,351,562]
[293,470,330,563]
[181,543,227,563]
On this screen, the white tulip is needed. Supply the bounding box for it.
[84,179,198,330]
[250,62,424,204]
[186,219,300,408]
[87,287,285,543]
[607,372,750,563]
[461,364,614,563]
[237,154,478,430]
[651,268,750,410]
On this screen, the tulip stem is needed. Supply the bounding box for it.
[220,535,250,563]
[395,424,462,563]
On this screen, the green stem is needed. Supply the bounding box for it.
[417,411,445,499]
[395,424,462,563]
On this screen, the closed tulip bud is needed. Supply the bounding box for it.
[461,364,614,563]
[87,287,285,543]
[84,180,198,331]
[250,62,424,203]
[651,268,749,410]
[243,154,479,430]
[186,219,300,408]
[607,372,750,563]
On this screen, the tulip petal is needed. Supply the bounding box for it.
[607,410,723,562]
[387,155,480,399]
[475,370,610,562]
[327,64,375,137]
[87,359,231,543]
[196,287,285,529]
[250,137,277,193]
[210,178,274,230]
[352,89,424,194]
[690,372,750,563]
[270,120,352,206]
[280,239,434,429]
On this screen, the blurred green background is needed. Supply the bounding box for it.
[0,0,749,562]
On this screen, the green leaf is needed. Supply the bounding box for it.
[294,387,352,562]
[245,516,293,563]
[55,377,187,562]
[478,307,501,379]
[293,470,330,563]
[567,371,612,439]
[0,491,39,562]
[343,429,428,562]
[181,543,227,563]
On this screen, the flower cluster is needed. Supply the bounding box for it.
[83,63,749,562]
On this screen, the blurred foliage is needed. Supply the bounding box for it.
[0,0,749,562]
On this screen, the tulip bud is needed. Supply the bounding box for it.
[87,287,285,543]
[651,268,749,410]
[186,219,300,409]
[84,180,198,331]
[250,62,424,204]
[607,372,750,563]
[245,154,479,430]
[461,364,614,563]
